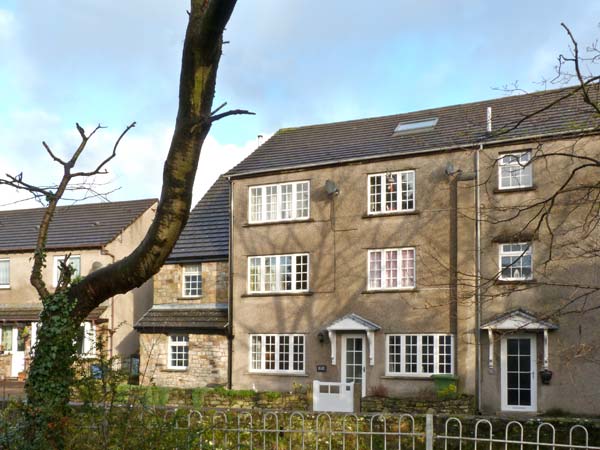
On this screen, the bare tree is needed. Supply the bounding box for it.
[0,1,251,448]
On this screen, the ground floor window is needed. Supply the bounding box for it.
[168,335,189,370]
[75,322,96,357]
[250,334,305,374]
[386,334,453,376]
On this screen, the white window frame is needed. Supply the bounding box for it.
[367,170,416,215]
[498,151,533,190]
[248,181,310,224]
[167,335,189,370]
[248,334,305,374]
[52,255,81,287]
[0,259,10,289]
[76,321,96,358]
[182,264,202,297]
[385,334,454,377]
[498,242,533,281]
[247,253,310,294]
[367,247,416,290]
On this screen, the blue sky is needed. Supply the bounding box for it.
[1,0,599,209]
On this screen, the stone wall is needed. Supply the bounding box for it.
[139,333,228,388]
[153,261,228,305]
[361,395,475,415]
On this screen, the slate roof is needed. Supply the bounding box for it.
[167,176,229,263]
[0,304,107,322]
[0,199,157,253]
[134,304,228,333]
[228,86,600,177]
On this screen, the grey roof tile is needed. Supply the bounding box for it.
[227,86,600,177]
[0,199,157,252]
[134,304,228,333]
[167,176,229,263]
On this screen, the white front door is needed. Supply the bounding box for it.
[342,334,366,397]
[501,335,537,412]
[10,326,26,378]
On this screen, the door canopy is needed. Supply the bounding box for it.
[326,314,380,366]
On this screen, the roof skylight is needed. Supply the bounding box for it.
[393,117,438,135]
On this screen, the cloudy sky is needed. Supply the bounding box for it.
[1,0,598,210]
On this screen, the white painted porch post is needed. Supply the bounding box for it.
[488,329,494,369]
[367,330,375,366]
[328,330,336,365]
[543,329,549,369]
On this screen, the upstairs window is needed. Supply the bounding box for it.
[53,255,81,287]
[168,335,189,370]
[182,264,202,297]
[248,254,309,294]
[368,248,416,290]
[249,181,310,223]
[498,151,532,189]
[0,259,9,288]
[387,334,453,376]
[499,243,532,281]
[368,171,415,214]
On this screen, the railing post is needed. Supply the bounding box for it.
[426,413,434,450]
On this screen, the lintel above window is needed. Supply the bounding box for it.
[249,181,310,224]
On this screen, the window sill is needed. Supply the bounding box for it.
[0,286,10,290]
[178,296,203,300]
[381,375,439,380]
[494,186,536,194]
[495,279,537,285]
[242,292,313,298]
[246,372,308,377]
[164,368,189,372]
[362,210,419,219]
[361,288,418,294]
[243,218,314,227]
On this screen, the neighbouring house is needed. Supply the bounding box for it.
[0,199,157,379]
[135,176,230,388]
[224,86,600,415]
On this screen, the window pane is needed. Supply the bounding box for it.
[280,184,293,220]
[0,260,9,286]
[369,252,382,288]
[385,250,398,288]
[400,249,415,287]
[265,336,276,370]
[385,173,398,211]
[280,256,292,291]
[183,264,202,297]
[388,335,402,373]
[369,176,382,212]
[265,186,278,220]
[295,255,309,291]
[250,187,263,222]
[251,336,262,370]
[401,171,415,210]
[264,257,277,291]
[293,336,304,371]
[279,335,290,370]
[421,335,435,373]
[249,257,261,292]
[405,335,418,373]
[438,335,452,374]
[296,182,309,218]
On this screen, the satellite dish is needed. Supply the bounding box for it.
[91,261,103,273]
[325,180,339,196]
[445,162,455,176]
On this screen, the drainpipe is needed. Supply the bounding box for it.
[226,177,234,390]
[475,144,482,413]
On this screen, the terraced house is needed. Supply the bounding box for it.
[0,199,157,378]
[136,177,230,388]
[225,87,600,415]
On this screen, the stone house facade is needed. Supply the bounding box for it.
[0,199,157,378]
[224,87,600,415]
[136,177,230,388]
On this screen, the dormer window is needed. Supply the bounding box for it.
[393,118,438,135]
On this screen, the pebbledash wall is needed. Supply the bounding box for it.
[138,261,229,388]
